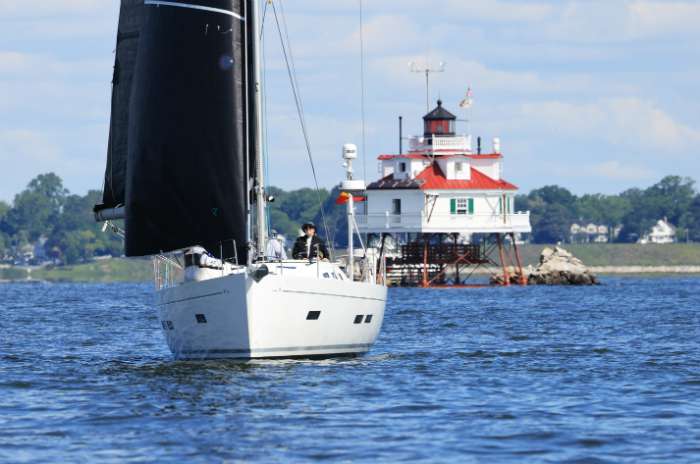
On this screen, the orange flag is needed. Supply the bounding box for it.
[335,192,366,205]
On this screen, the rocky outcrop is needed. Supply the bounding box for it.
[489,246,599,286]
[527,246,599,285]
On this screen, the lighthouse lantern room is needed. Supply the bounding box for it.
[358,98,532,287]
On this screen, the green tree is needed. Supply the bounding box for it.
[599,195,632,228]
[0,231,7,258]
[47,190,123,262]
[532,204,575,243]
[0,201,9,256]
[647,176,695,225]
[0,201,9,220]
[521,186,577,243]
[618,176,695,242]
[514,194,529,213]
[575,194,607,224]
[687,195,700,242]
[573,194,631,242]
[268,186,330,241]
[1,173,68,241]
[314,185,347,249]
[529,185,577,209]
[279,188,329,224]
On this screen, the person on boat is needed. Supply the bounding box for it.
[265,230,288,260]
[292,223,329,260]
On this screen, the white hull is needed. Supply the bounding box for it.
[156,262,387,359]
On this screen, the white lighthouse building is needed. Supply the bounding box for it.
[358,99,532,286]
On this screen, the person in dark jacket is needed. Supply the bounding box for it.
[292,223,330,260]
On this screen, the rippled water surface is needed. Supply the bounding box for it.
[1,277,700,463]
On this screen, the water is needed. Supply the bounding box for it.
[1,277,699,463]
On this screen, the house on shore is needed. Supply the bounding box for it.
[570,223,622,244]
[638,219,676,244]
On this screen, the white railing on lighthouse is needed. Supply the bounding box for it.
[356,211,531,233]
[408,135,472,153]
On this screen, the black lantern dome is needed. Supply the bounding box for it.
[423,99,456,138]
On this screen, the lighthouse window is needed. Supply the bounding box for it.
[456,198,468,215]
[392,199,402,214]
[455,162,463,172]
[451,198,475,215]
[399,162,407,173]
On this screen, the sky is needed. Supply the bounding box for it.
[0,0,699,202]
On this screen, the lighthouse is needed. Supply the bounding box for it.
[358,99,532,287]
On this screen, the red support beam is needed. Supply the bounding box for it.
[510,232,528,286]
[496,233,511,286]
[422,238,429,288]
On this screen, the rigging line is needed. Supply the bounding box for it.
[278,0,306,122]
[277,1,297,108]
[359,0,367,181]
[270,1,334,256]
[260,0,269,39]
[278,0,337,249]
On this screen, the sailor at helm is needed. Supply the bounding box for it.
[265,230,288,260]
[292,223,329,260]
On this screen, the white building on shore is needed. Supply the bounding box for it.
[570,223,621,243]
[638,219,676,244]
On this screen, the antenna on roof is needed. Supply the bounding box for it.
[409,61,445,112]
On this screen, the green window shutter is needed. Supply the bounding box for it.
[450,198,456,214]
[468,198,475,214]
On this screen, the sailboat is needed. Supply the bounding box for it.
[94,0,387,359]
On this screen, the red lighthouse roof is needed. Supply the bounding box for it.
[416,163,518,191]
[368,162,518,191]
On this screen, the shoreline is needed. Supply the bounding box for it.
[465,265,700,276]
[2,264,700,284]
[589,265,700,274]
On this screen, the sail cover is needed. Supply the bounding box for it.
[100,0,144,211]
[125,0,250,259]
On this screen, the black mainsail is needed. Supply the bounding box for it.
[117,0,255,261]
[99,0,144,212]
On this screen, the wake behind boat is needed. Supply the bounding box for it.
[94,0,387,359]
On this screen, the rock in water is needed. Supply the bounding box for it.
[527,246,599,285]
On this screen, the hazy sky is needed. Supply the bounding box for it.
[1,0,698,202]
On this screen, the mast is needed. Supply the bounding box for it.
[250,0,267,258]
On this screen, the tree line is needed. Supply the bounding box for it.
[0,173,122,264]
[0,173,344,265]
[1,173,698,265]
[516,176,700,243]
